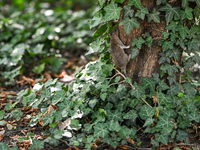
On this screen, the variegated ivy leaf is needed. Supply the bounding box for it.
[188,111,200,122]
[155,133,169,145]
[128,0,142,9]
[159,4,180,23]
[106,120,121,132]
[148,9,160,23]
[93,123,109,138]
[139,105,156,120]
[135,7,149,20]
[104,2,122,21]
[123,5,134,18]
[156,116,174,130]
[119,17,140,34]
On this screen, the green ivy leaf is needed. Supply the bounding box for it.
[118,125,131,138]
[107,120,121,132]
[104,2,122,21]
[156,0,167,5]
[177,25,189,39]
[123,110,138,121]
[94,123,109,138]
[155,133,169,145]
[52,90,66,105]
[0,142,9,150]
[132,37,145,49]
[123,6,134,18]
[135,7,149,20]
[131,47,139,59]
[42,113,54,126]
[156,116,174,131]
[119,17,140,34]
[162,41,174,51]
[33,63,45,74]
[86,38,105,55]
[139,105,156,120]
[183,82,197,98]
[128,0,142,9]
[188,39,200,52]
[159,4,180,23]
[162,64,178,76]
[107,110,123,121]
[165,21,177,33]
[141,77,156,92]
[148,9,160,23]
[114,0,125,3]
[180,7,193,19]
[182,0,188,8]
[29,139,44,150]
[90,12,103,29]
[188,111,200,122]
[196,0,200,8]
[176,129,188,141]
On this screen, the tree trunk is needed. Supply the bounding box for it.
[118,0,166,83]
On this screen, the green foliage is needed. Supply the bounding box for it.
[3,0,200,149]
[0,2,95,86]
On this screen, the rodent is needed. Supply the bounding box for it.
[109,28,130,76]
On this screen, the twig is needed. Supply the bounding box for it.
[141,98,152,108]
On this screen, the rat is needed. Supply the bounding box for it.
[109,28,131,76]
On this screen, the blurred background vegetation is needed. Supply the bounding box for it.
[0,0,97,86]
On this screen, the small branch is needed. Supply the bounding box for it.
[141,98,152,108]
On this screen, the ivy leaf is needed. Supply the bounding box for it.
[52,90,65,105]
[107,120,121,132]
[107,110,123,121]
[86,38,105,55]
[162,64,178,76]
[143,118,155,127]
[187,39,200,52]
[156,0,167,5]
[159,4,180,23]
[90,12,103,29]
[167,83,182,96]
[132,37,145,49]
[188,111,200,122]
[0,142,9,150]
[104,2,122,21]
[128,0,142,9]
[29,139,44,150]
[141,77,156,92]
[42,113,54,126]
[158,80,170,91]
[148,9,160,23]
[114,0,125,3]
[183,82,197,98]
[120,17,140,34]
[182,0,188,8]
[118,125,131,138]
[135,7,149,20]
[155,133,169,145]
[176,129,188,141]
[94,123,109,138]
[123,110,138,121]
[156,116,174,130]
[145,36,153,47]
[196,0,200,8]
[165,21,177,33]
[123,6,134,18]
[180,7,193,19]
[139,105,156,120]
[162,41,174,51]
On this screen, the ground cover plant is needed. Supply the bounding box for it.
[0,0,200,150]
[0,0,95,86]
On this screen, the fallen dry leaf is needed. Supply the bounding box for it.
[7,123,14,130]
[58,118,71,130]
[0,133,5,141]
[10,135,20,140]
[118,145,129,150]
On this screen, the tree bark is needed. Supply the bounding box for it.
[118,0,166,83]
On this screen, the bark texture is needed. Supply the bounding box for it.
[118,0,166,83]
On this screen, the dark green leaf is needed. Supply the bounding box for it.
[128,0,142,9]
[94,123,109,138]
[123,6,134,18]
[120,17,140,34]
[135,7,149,20]
[148,9,160,23]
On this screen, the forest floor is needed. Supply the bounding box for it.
[0,51,200,150]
